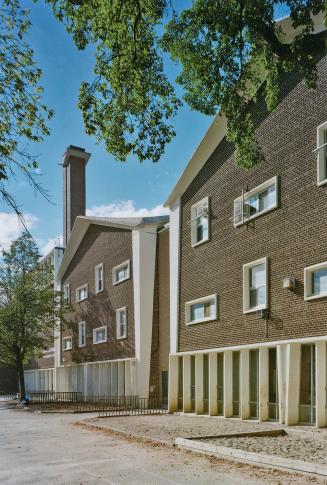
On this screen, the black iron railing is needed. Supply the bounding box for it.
[27,391,82,403]
[0,394,18,401]
[74,395,134,413]
[98,396,168,417]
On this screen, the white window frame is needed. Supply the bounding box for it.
[185,294,217,325]
[116,306,127,339]
[93,325,107,345]
[63,283,71,304]
[95,263,104,294]
[190,197,209,247]
[112,260,130,285]
[78,321,86,348]
[243,257,268,314]
[316,121,327,186]
[304,261,327,301]
[233,176,279,227]
[76,283,88,303]
[62,336,72,351]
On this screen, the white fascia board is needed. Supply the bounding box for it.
[169,199,181,354]
[132,224,158,398]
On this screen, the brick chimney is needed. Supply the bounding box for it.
[62,145,91,247]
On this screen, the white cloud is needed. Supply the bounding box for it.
[0,212,38,252]
[39,235,63,256]
[86,200,169,218]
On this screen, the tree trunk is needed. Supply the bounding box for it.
[18,362,26,401]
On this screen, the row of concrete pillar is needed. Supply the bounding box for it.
[168,341,327,427]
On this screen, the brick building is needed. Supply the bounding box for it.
[167,14,327,426]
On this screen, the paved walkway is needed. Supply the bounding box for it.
[0,405,324,484]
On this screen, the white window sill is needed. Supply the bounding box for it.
[305,292,327,301]
[243,305,267,314]
[234,204,278,228]
[63,348,72,352]
[191,237,209,248]
[95,289,104,295]
[113,277,130,286]
[77,297,88,303]
[93,339,107,345]
[317,178,327,187]
[78,344,86,348]
[186,315,216,326]
[117,335,127,340]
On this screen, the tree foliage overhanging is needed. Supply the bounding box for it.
[0,0,54,218]
[46,0,326,169]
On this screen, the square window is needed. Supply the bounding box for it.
[76,284,88,302]
[243,257,268,313]
[63,283,71,304]
[185,295,217,325]
[234,177,278,226]
[191,197,209,247]
[95,263,104,293]
[304,261,327,300]
[317,121,327,186]
[63,337,72,351]
[116,307,127,339]
[93,326,107,344]
[112,260,130,285]
[78,321,86,347]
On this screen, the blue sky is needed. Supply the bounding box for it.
[0,1,290,254]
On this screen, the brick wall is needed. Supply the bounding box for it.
[178,51,327,352]
[61,224,135,364]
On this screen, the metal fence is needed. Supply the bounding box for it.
[0,394,18,401]
[98,396,168,417]
[27,391,82,403]
[74,395,134,414]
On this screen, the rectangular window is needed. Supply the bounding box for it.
[317,121,327,186]
[93,326,107,344]
[76,284,88,303]
[304,261,327,301]
[78,321,86,348]
[63,283,71,304]
[191,197,209,247]
[116,307,127,339]
[233,177,278,226]
[112,260,130,285]
[95,263,104,293]
[243,257,268,313]
[185,294,217,325]
[63,336,72,351]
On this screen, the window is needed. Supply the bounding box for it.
[304,261,327,301]
[76,284,88,302]
[112,260,130,285]
[185,294,217,325]
[243,257,268,313]
[78,321,86,347]
[234,177,278,226]
[95,263,104,293]
[191,197,209,247]
[93,326,107,344]
[317,121,327,186]
[63,336,72,351]
[63,283,71,304]
[116,307,127,339]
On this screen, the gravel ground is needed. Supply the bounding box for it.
[91,414,281,445]
[205,433,327,464]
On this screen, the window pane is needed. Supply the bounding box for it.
[247,194,259,215]
[259,184,275,211]
[250,264,265,288]
[191,303,204,321]
[312,268,327,295]
[116,266,127,282]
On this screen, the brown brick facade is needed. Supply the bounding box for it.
[178,52,327,352]
[61,224,135,363]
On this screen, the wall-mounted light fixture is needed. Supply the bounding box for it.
[283,276,296,290]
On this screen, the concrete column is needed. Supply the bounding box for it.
[195,353,204,415]
[183,355,192,413]
[277,344,287,424]
[259,347,269,422]
[125,361,131,396]
[130,359,137,396]
[168,355,179,413]
[111,362,118,396]
[118,361,125,396]
[316,341,327,428]
[285,343,301,426]
[84,363,88,397]
[224,351,233,417]
[240,349,250,420]
[209,353,218,416]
